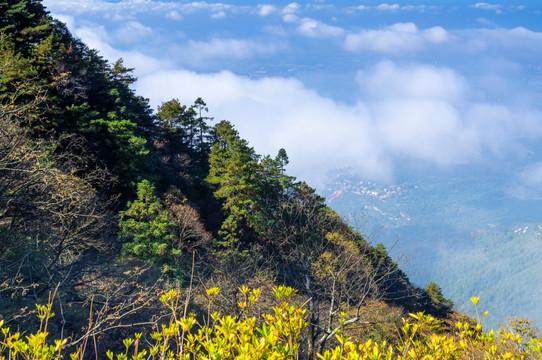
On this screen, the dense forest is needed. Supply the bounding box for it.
[1,1,541,359]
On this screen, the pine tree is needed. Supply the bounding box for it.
[0,0,51,54]
[119,180,179,265]
[191,97,213,163]
[157,98,187,133]
[206,120,263,249]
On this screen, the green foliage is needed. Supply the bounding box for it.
[2,291,542,360]
[119,180,179,268]
[2,0,154,192]
[73,57,153,190]
[206,121,297,257]
[0,29,53,126]
[157,98,188,132]
[206,120,263,249]
[192,97,212,157]
[422,282,454,317]
[157,97,212,162]
[0,0,51,54]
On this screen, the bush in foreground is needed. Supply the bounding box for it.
[1,289,542,360]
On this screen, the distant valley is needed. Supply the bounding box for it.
[322,165,542,328]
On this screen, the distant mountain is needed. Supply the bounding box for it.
[322,165,542,329]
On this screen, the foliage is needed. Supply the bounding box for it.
[0,285,309,360]
[2,290,542,360]
[156,97,213,170]
[119,180,179,268]
[0,31,48,123]
[422,282,454,317]
[206,120,262,249]
[318,299,542,359]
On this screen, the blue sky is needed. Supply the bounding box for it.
[43,0,542,194]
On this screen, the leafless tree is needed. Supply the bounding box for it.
[165,190,212,252]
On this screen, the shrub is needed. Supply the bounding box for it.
[2,291,542,360]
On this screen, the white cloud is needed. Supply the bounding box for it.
[357,62,478,164]
[390,22,417,33]
[296,18,345,38]
[359,62,542,163]
[283,2,300,14]
[44,0,237,18]
[74,24,113,48]
[377,3,400,11]
[44,0,112,14]
[282,2,301,22]
[211,11,226,19]
[423,26,449,43]
[349,4,434,13]
[166,10,182,20]
[403,5,428,11]
[473,3,500,9]
[504,27,542,46]
[344,23,449,54]
[135,59,542,184]
[114,21,154,44]
[53,13,75,29]
[178,38,280,66]
[73,24,171,76]
[456,27,542,55]
[136,69,391,182]
[257,4,277,16]
[466,104,542,156]
[357,61,466,102]
[472,3,503,14]
[345,23,422,54]
[282,14,299,23]
[374,99,477,164]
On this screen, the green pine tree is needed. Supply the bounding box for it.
[206,120,263,249]
[119,180,179,267]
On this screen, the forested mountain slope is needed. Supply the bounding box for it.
[1,1,539,359]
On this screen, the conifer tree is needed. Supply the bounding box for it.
[0,0,51,54]
[206,120,262,249]
[119,180,178,265]
[192,97,213,162]
[157,98,187,133]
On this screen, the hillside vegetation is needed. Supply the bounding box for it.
[0,1,540,359]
